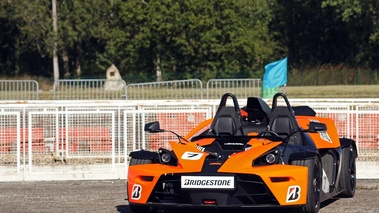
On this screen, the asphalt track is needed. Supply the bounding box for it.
[0,179,378,213]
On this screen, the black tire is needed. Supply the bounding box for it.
[339,145,357,197]
[292,158,322,213]
[128,158,153,213]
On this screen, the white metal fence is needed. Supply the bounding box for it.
[53,79,127,100]
[206,78,262,99]
[0,80,39,100]
[125,79,204,100]
[0,79,264,101]
[125,78,263,100]
[0,99,378,181]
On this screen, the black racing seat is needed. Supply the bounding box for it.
[269,93,302,144]
[211,106,242,136]
[210,93,243,136]
[269,106,300,136]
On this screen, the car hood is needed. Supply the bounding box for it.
[169,138,282,172]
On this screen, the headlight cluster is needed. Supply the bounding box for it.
[158,148,178,166]
[253,149,280,166]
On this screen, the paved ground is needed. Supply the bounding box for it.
[0,179,378,213]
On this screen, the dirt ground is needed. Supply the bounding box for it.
[0,179,378,213]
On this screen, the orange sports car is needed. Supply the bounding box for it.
[127,93,357,213]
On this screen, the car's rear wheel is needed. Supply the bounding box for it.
[339,145,357,197]
[128,158,153,213]
[292,157,322,213]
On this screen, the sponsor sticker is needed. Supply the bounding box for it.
[181,176,234,189]
[131,184,142,200]
[320,131,332,143]
[286,185,301,202]
[181,152,204,160]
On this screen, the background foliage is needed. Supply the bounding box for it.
[0,0,378,84]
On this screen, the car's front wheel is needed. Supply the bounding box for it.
[292,157,322,213]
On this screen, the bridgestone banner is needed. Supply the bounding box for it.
[181,176,235,189]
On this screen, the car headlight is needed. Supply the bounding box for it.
[253,149,279,166]
[161,153,172,163]
[265,153,276,164]
[158,148,178,166]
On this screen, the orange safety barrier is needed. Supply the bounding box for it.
[0,128,44,153]
[352,114,379,149]
[148,112,208,150]
[57,127,112,152]
[323,113,378,149]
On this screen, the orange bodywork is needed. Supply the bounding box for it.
[297,116,341,149]
[184,118,213,140]
[127,95,348,209]
[128,136,309,206]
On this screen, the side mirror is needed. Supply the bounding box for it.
[308,121,327,132]
[144,121,164,133]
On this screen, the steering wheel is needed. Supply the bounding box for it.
[257,130,281,139]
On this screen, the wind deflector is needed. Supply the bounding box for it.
[246,97,271,123]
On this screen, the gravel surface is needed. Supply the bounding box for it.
[0,179,378,213]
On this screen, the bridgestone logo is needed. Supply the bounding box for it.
[181,176,234,189]
[184,179,231,186]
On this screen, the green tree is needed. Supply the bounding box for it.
[322,0,379,68]
[56,0,113,78]
[0,0,52,76]
[103,0,279,82]
[271,0,357,67]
